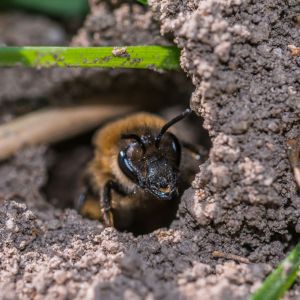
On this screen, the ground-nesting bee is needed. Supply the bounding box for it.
[77,108,203,234]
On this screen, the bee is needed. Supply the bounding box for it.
[77,108,202,234]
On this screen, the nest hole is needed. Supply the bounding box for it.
[44,79,211,235]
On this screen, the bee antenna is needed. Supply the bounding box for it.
[155,108,192,147]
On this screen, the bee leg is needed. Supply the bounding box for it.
[77,189,88,211]
[101,180,127,227]
[75,185,102,220]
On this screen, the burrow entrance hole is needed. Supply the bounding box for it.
[44,74,211,235]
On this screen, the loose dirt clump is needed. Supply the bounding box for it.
[0,0,300,299]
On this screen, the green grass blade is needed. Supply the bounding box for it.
[0,0,89,19]
[250,243,300,300]
[0,46,180,71]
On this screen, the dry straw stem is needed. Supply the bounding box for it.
[0,105,132,161]
[212,250,250,264]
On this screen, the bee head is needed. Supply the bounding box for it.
[118,108,192,200]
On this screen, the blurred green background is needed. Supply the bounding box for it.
[0,0,89,19]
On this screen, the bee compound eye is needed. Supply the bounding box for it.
[170,135,181,161]
[160,133,181,166]
[118,150,139,183]
[126,142,144,160]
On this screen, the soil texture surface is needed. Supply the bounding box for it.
[1,1,300,299]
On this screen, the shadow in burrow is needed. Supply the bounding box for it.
[43,103,211,234]
[42,68,211,235]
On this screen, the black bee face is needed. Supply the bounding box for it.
[145,157,178,200]
[118,132,181,200]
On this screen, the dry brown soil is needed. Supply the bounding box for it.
[1,1,300,299]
